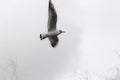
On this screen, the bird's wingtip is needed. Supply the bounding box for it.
[51,45,56,48]
[51,43,57,48]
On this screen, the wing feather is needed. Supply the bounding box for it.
[48,36,59,48]
[47,0,57,32]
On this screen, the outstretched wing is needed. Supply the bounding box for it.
[48,36,59,48]
[47,0,57,32]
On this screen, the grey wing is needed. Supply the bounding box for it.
[48,36,59,48]
[47,0,57,32]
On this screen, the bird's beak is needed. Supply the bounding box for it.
[62,31,66,33]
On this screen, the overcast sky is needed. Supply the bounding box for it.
[0,0,120,80]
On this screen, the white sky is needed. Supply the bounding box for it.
[0,0,120,80]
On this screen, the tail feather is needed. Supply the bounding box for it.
[40,34,47,40]
[40,34,42,40]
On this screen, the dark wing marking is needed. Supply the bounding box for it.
[47,0,57,32]
[48,36,59,48]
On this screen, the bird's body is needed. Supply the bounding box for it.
[40,0,65,48]
[40,30,61,40]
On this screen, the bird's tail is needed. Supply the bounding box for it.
[40,34,47,40]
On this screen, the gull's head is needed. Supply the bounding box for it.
[59,30,65,33]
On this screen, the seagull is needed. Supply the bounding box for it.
[40,0,65,48]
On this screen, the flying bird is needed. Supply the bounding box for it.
[40,0,65,48]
